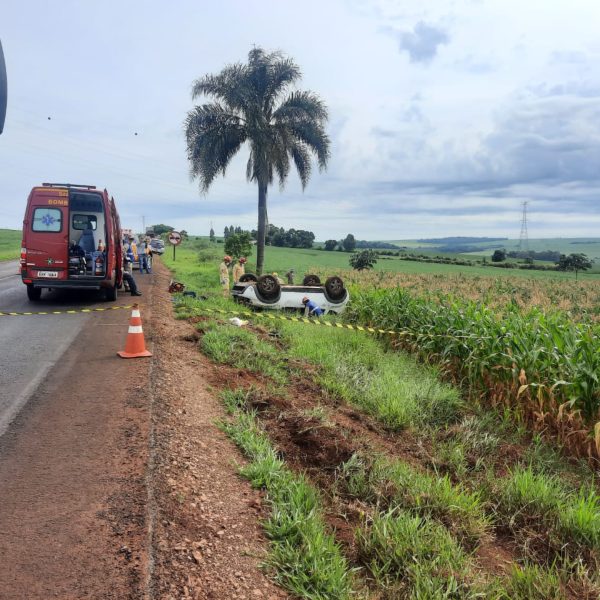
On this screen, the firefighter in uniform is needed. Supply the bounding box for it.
[232,257,246,284]
[219,255,232,297]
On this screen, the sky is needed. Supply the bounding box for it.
[1,0,599,240]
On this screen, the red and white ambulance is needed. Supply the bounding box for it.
[20,183,123,301]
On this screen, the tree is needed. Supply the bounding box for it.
[491,249,506,262]
[152,224,175,236]
[209,227,215,243]
[350,249,378,271]
[556,253,592,281]
[342,233,356,252]
[185,47,330,274]
[180,230,188,240]
[224,226,230,239]
[324,239,337,251]
[224,232,253,259]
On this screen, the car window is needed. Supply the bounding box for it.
[72,214,97,230]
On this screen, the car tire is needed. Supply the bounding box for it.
[239,273,258,283]
[27,284,41,301]
[325,276,346,302]
[256,274,280,299]
[303,274,321,286]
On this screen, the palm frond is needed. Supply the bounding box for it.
[192,65,250,113]
[272,91,328,123]
[185,103,247,191]
[289,141,312,189]
[286,120,330,170]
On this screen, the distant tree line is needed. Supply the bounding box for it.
[250,224,315,249]
[323,234,356,252]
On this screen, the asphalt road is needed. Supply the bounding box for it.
[0,260,134,436]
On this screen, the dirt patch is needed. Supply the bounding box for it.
[148,259,288,600]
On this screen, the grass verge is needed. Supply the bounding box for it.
[220,389,355,599]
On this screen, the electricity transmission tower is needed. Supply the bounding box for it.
[518,201,529,253]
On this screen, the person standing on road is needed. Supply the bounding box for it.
[219,255,232,297]
[232,257,246,283]
[302,296,324,317]
[139,239,152,274]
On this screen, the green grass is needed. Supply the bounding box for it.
[278,320,463,431]
[200,320,288,384]
[244,244,600,281]
[219,390,354,599]
[356,508,474,597]
[494,466,600,562]
[338,452,491,546]
[0,229,20,262]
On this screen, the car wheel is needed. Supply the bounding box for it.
[256,274,280,299]
[239,273,258,283]
[27,284,41,301]
[303,274,321,286]
[325,276,346,301]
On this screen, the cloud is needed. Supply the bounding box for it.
[397,21,449,64]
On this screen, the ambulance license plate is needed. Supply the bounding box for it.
[37,270,59,278]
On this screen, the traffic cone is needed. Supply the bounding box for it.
[117,304,152,358]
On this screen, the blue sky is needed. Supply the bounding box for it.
[1,0,599,239]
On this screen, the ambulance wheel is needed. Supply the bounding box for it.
[105,283,118,301]
[256,274,280,299]
[303,274,321,286]
[239,273,258,283]
[325,276,345,301]
[27,285,42,301]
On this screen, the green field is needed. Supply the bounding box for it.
[166,240,600,599]
[0,229,20,262]
[239,244,600,281]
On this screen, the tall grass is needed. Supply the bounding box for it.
[346,286,600,459]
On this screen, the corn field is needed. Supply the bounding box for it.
[320,269,600,321]
[343,285,600,461]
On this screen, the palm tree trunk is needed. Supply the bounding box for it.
[256,182,268,275]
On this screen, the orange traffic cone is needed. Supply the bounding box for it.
[118,304,152,358]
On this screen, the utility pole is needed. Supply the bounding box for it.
[518,201,529,254]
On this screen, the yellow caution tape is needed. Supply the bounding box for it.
[0,305,134,317]
[177,306,403,336]
[177,305,490,340]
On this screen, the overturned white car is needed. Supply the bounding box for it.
[231,274,349,314]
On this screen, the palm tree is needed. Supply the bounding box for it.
[185,48,330,274]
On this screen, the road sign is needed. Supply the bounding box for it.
[168,231,182,246]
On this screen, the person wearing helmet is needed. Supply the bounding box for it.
[232,257,246,284]
[272,272,284,285]
[220,255,232,297]
[302,296,324,317]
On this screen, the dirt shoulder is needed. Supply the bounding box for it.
[148,260,288,600]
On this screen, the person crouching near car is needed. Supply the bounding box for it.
[219,255,232,297]
[302,296,324,317]
[232,257,246,283]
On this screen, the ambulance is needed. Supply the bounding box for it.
[20,183,123,301]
